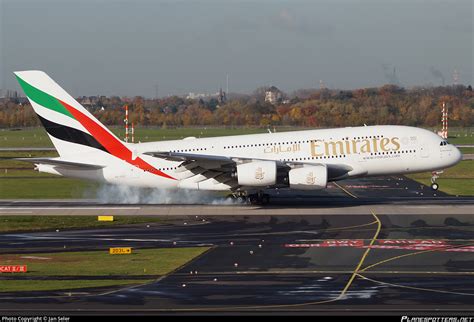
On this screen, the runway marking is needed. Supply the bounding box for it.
[360,242,474,273]
[323,220,378,232]
[333,182,359,199]
[337,210,381,299]
[356,273,474,297]
[156,209,383,311]
[172,270,474,276]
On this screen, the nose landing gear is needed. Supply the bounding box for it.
[430,171,443,190]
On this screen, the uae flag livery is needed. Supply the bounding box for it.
[16,72,175,180]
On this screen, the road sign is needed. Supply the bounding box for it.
[0,265,27,273]
[109,247,132,255]
[98,216,114,221]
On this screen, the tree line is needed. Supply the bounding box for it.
[1,84,472,129]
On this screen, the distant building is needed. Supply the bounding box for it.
[265,86,283,104]
[186,90,226,102]
[186,92,209,100]
[77,95,101,108]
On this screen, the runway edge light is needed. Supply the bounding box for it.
[98,216,114,222]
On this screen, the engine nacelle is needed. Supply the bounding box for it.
[237,161,277,186]
[289,165,327,190]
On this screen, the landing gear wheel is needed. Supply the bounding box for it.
[227,192,247,204]
[236,196,246,203]
[248,194,258,205]
[248,193,270,205]
[430,171,442,191]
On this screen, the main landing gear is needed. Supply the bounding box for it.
[248,192,270,205]
[228,191,270,205]
[430,171,443,191]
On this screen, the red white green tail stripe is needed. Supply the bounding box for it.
[15,71,175,180]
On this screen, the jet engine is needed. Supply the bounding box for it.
[288,165,327,190]
[236,161,277,186]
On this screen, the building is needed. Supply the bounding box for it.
[265,86,283,104]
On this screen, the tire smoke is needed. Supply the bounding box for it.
[91,184,237,205]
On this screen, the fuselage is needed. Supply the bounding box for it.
[43,125,462,191]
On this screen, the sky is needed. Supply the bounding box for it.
[0,0,472,97]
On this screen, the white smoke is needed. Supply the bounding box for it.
[91,184,237,205]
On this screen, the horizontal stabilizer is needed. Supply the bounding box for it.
[15,158,105,170]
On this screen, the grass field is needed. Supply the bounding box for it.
[1,248,209,276]
[0,174,98,199]
[406,160,474,196]
[0,215,167,233]
[0,280,152,292]
[459,147,474,154]
[0,149,93,199]
[0,247,209,292]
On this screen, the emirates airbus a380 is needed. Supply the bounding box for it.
[14,71,462,204]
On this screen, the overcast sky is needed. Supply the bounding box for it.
[0,0,472,97]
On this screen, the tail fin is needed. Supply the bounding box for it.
[14,71,121,158]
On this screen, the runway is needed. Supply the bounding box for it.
[0,176,473,216]
[1,176,474,314]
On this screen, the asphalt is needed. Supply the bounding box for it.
[0,175,474,314]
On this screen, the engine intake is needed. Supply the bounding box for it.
[289,165,327,190]
[237,161,277,186]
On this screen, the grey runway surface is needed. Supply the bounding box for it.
[1,176,474,314]
[0,176,473,216]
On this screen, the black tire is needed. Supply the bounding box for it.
[431,183,439,191]
[262,194,270,205]
[248,194,259,205]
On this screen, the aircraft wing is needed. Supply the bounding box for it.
[144,151,365,186]
[15,158,105,170]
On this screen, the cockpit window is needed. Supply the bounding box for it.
[439,140,449,146]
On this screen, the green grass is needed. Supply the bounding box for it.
[0,150,96,199]
[0,169,56,177]
[0,248,209,276]
[0,280,152,292]
[407,178,474,196]
[0,247,209,292]
[0,215,167,233]
[459,147,474,154]
[0,128,52,148]
[406,160,474,196]
[0,176,98,199]
[0,151,58,169]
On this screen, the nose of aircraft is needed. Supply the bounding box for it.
[452,145,463,165]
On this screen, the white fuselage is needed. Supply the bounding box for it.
[41,125,462,191]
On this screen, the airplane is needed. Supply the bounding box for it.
[13,71,462,204]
